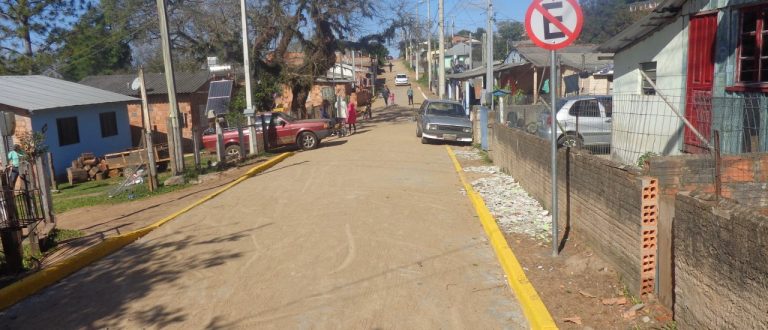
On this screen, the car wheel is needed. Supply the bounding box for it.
[558,134,583,148]
[421,136,429,144]
[416,126,422,137]
[225,144,241,161]
[298,131,319,150]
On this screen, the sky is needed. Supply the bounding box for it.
[363,0,530,55]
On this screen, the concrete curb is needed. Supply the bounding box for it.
[0,152,295,311]
[446,147,558,330]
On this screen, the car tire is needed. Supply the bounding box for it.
[421,136,429,144]
[298,131,319,150]
[225,144,241,161]
[558,134,583,149]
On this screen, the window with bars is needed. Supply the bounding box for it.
[737,5,768,84]
[640,62,657,95]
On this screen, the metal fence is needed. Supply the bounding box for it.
[0,188,46,229]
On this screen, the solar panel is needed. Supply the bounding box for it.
[206,80,234,116]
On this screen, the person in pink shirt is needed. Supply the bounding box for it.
[389,91,395,105]
[347,100,358,134]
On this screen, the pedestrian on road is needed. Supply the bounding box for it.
[382,86,390,106]
[407,86,414,105]
[388,62,393,72]
[347,100,357,134]
[365,104,372,119]
[6,144,22,189]
[389,91,395,106]
[336,95,348,136]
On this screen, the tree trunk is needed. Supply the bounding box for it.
[291,84,311,119]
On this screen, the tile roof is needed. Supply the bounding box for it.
[79,71,211,96]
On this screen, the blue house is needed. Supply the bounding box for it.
[0,75,137,177]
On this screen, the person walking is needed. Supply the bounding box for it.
[407,86,414,105]
[336,94,348,136]
[7,144,22,189]
[382,86,390,106]
[388,62,393,72]
[389,91,395,106]
[347,99,358,134]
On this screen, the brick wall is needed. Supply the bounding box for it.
[127,94,202,152]
[673,193,768,328]
[647,153,768,210]
[489,124,646,294]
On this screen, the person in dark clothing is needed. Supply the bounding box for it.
[388,62,393,72]
[382,86,390,106]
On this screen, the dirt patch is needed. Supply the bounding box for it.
[452,145,673,329]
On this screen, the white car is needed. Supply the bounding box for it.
[395,74,409,86]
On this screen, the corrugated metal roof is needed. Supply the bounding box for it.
[513,44,613,69]
[0,75,137,112]
[446,61,527,80]
[79,71,211,96]
[597,0,686,53]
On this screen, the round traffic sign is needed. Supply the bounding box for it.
[525,0,583,51]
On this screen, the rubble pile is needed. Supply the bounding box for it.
[454,150,482,161]
[464,165,551,240]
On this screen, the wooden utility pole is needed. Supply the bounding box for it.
[138,67,158,191]
[438,0,445,98]
[155,0,184,175]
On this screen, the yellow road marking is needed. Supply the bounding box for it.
[0,152,294,311]
[446,146,558,330]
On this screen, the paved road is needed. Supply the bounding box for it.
[1,61,526,329]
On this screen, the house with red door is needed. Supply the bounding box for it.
[599,0,768,165]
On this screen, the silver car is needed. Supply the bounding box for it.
[416,100,472,144]
[536,96,612,147]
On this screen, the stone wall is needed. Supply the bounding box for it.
[489,124,646,294]
[673,193,768,328]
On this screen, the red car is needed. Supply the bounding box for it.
[202,112,331,159]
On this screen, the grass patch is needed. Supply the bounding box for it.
[473,144,493,164]
[52,171,185,214]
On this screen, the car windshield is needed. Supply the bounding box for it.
[427,102,465,117]
[396,74,407,79]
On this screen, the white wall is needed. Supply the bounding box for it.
[611,15,689,165]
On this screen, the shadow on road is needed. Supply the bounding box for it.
[366,106,417,124]
[1,225,270,328]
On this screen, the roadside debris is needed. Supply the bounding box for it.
[454,150,482,161]
[464,165,551,240]
[563,316,583,325]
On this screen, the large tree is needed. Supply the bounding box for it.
[579,0,647,44]
[53,6,133,81]
[494,21,525,60]
[0,0,87,73]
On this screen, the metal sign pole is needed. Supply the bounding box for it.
[550,49,559,257]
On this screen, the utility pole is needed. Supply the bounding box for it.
[415,5,420,81]
[451,15,456,40]
[156,0,184,175]
[485,0,494,107]
[426,0,432,93]
[468,32,473,70]
[138,67,158,192]
[438,0,445,99]
[240,0,258,156]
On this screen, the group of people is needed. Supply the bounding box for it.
[321,94,372,137]
[381,85,415,106]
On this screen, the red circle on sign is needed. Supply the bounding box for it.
[525,0,583,51]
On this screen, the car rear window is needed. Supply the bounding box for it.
[396,74,407,79]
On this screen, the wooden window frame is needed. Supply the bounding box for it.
[99,112,118,138]
[729,4,768,92]
[640,61,657,95]
[56,117,80,146]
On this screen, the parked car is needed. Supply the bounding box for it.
[536,95,612,148]
[202,112,331,159]
[416,100,472,144]
[395,74,409,86]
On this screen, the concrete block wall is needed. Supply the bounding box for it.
[673,194,768,328]
[489,124,645,294]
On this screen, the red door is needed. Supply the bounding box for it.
[684,13,718,153]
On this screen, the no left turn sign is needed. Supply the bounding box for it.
[525,0,583,50]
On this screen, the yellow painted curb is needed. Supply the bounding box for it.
[446,147,558,330]
[0,152,294,311]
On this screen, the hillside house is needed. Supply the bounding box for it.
[0,76,135,177]
[599,0,768,164]
[80,72,211,152]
